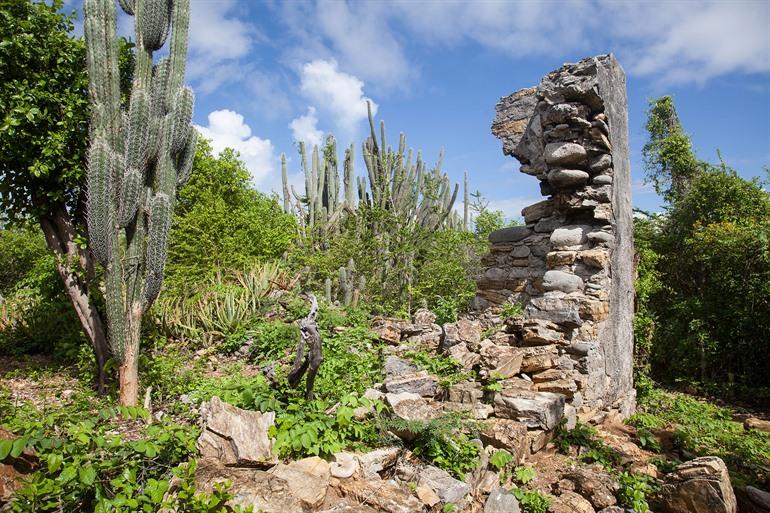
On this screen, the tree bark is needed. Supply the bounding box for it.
[39,203,111,392]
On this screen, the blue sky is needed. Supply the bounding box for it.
[70,0,770,220]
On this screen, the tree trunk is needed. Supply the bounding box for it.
[39,203,111,392]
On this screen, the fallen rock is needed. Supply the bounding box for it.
[657,456,737,513]
[447,381,484,404]
[478,419,529,463]
[415,484,440,507]
[736,485,770,513]
[197,396,278,467]
[550,490,596,513]
[384,357,438,397]
[193,458,303,513]
[418,464,471,505]
[0,428,37,504]
[269,456,330,509]
[479,342,524,379]
[331,452,359,479]
[559,466,618,510]
[356,447,402,478]
[744,417,770,434]
[412,308,437,326]
[335,477,423,513]
[485,488,521,513]
[448,342,481,371]
[318,501,379,513]
[371,318,404,344]
[494,391,566,430]
[386,392,439,423]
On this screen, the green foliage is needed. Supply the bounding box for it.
[513,465,536,485]
[403,350,470,388]
[631,387,770,487]
[617,471,655,513]
[166,140,296,290]
[554,421,619,467]
[511,488,551,513]
[489,449,513,471]
[379,414,479,479]
[0,226,47,296]
[500,301,524,319]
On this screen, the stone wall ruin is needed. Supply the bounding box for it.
[476,54,635,417]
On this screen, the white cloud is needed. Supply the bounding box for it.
[277,0,768,89]
[299,59,377,135]
[187,0,257,92]
[289,106,324,148]
[195,109,277,188]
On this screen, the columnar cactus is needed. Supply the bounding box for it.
[84,0,194,406]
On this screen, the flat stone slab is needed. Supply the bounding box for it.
[489,226,532,243]
[494,390,566,430]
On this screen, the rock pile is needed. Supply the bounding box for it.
[476,54,635,420]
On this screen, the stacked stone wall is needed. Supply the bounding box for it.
[476,54,635,417]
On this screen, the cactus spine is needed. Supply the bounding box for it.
[84,0,193,406]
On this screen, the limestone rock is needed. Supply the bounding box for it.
[485,488,522,513]
[356,447,402,478]
[419,464,471,504]
[197,396,277,467]
[657,456,737,513]
[193,459,303,513]
[415,484,440,507]
[371,317,404,344]
[448,342,481,371]
[331,452,359,479]
[544,142,588,167]
[447,381,484,404]
[479,342,524,379]
[548,169,590,188]
[386,392,438,422]
[335,477,423,513]
[559,466,618,510]
[550,490,596,513]
[478,419,529,463]
[494,390,565,430]
[412,308,437,325]
[318,501,378,513]
[744,417,770,434]
[522,319,565,346]
[269,456,330,509]
[384,356,438,397]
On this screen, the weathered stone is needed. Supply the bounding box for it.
[559,466,618,510]
[193,459,303,513]
[545,142,588,167]
[512,245,531,258]
[478,419,529,463]
[485,488,522,513]
[521,346,559,373]
[447,381,484,404]
[548,169,590,188]
[335,477,423,513]
[356,447,401,478]
[535,216,563,233]
[480,342,524,379]
[318,502,378,513]
[522,200,554,224]
[657,457,737,513]
[444,401,495,420]
[415,483,440,507]
[550,225,590,249]
[412,308,436,325]
[384,356,438,397]
[527,295,583,327]
[489,226,533,243]
[579,248,610,268]
[386,392,438,423]
[744,417,770,434]
[448,342,481,371]
[736,485,770,513]
[197,396,278,467]
[546,250,577,267]
[522,319,565,346]
[419,465,471,504]
[494,390,566,430]
[593,174,612,185]
[589,153,612,173]
[527,428,555,453]
[550,490,596,513]
[371,318,403,344]
[542,270,584,293]
[269,456,330,509]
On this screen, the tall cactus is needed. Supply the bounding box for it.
[84,0,194,406]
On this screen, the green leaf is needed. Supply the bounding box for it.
[0,440,12,460]
[10,437,27,458]
[79,464,97,486]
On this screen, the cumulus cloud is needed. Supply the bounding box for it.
[299,59,377,135]
[195,109,277,188]
[289,106,324,148]
[278,0,768,88]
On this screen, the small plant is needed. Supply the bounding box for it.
[618,471,655,513]
[514,466,536,485]
[554,420,619,467]
[511,488,551,513]
[500,301,524,319]
[489,449,513,471]
[442,504,458,513]
[636,427,662,452]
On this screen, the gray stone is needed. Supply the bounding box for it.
[384,356,438,397]
[489,226,532,243]
[587,230,614,244]
[589,153,612,172]
[544,142,588,167]
[548,168,590,188]
[559,466,618,510]
[419,465,471,504]
[550,225,590,249]
[493,390,566,430]
[542,270,584,293]
[534,216,562,233]
[522,200,553,224]
[485,488,521,513]
[657,457,737,513]
[512,245,531,258]
[593,174,612,185]
[737,485,770,513]
[197,396,278,467]
[356,447,401,478]
[385,392,438,422]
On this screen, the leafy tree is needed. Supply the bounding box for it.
[641,96,701,201]
[165,139,297,290]
[0,226,47,298]
[0,0,132,389]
